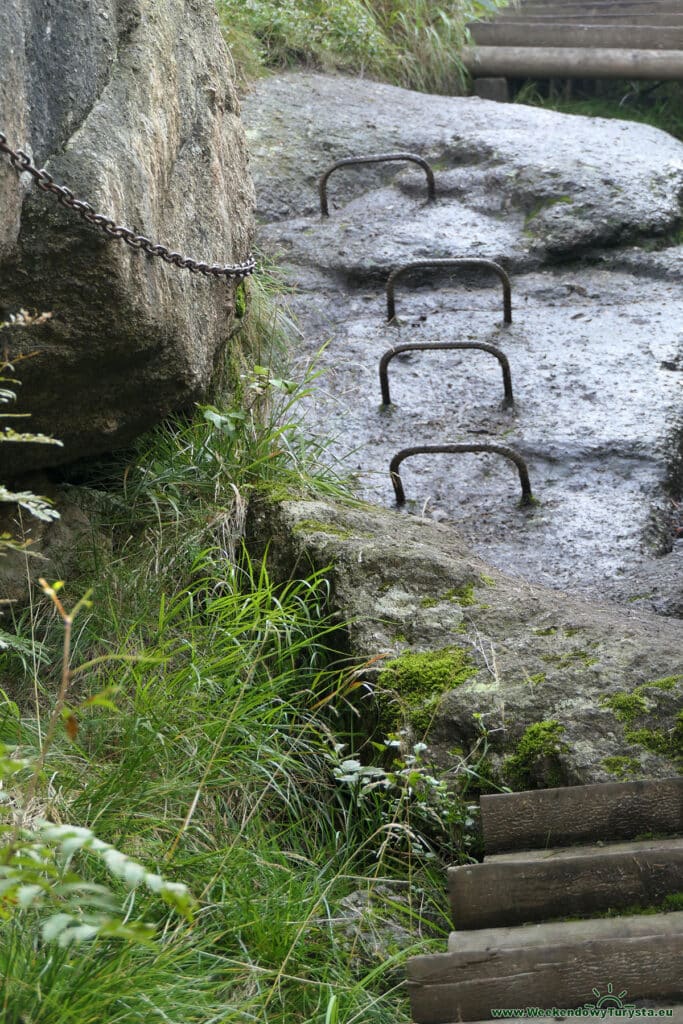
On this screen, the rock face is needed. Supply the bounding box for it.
[242,72,683,616]
[250,497,682,786]
[242,74,683,787]
[0,0,254,474]
[243,72,683,274]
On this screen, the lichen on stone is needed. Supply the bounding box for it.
[292,518,354,540]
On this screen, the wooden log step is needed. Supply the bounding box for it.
[408,912,683,1024]
[489,12,683,24]
[487,14,683,26]
[509,1,679,7]
[463,45,683,79]
[491,2,683,19]
[448,837,683,929]
[480,778,683,854]
[470,23,683,50]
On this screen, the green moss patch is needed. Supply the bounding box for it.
[292,519,354,540]
[419,583,477,609]
[503,720,568,790]
[522,672,547,686]
[625,712,683,764]
[601,755,643,780]
[524,195,574,227]
[601,679,682,765]
[641,675,682,691]
[600,691,648,723]
[376,645,476,735]
[540,649,597,668]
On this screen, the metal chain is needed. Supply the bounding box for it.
[0,132,256,282]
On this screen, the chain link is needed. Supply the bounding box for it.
[0,132,256,282]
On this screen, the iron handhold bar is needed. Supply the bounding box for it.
[386,258,512,323]
[389,443,533,506]
[319,152,436,217]
[379,341,514,408]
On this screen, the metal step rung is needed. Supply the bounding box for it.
[378,341,514,407]
[385,258,512,323]
[318,152,436,217]
[389,443,533,506]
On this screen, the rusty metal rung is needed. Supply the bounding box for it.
[386,258,512,324]
[319,153,436,217]
[379,341,514,408]
[389,443,533,506]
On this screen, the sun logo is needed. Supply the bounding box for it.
[585,982,635,1012]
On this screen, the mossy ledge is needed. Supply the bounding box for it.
[376,646,476,736]
[601,755,645,780]
[503,720,569,790]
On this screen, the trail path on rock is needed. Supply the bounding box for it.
[242,73,683,614]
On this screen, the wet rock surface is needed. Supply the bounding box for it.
[242,73,683,617]
[0,0,254,473]
[250,497,682,785]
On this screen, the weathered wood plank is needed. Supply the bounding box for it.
[447,910,683,951]
[463,45,683,78]
[480,778,683,854]
[409,913,683,1024]
[470,23,683,50]
[485,15,683,27]
[493,2,683,19]
[448,837,683,929]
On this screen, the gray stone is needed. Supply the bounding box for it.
[0,0,254,473]
[241,73,683,615]
[249,497,683,786]
[242,72,683,270]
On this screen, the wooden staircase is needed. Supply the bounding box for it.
[408,777,683,1023]
[464,0,683,85]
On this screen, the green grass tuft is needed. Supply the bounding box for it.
[217,0,513,95]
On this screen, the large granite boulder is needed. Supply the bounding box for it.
[249,497,682,787]
[0,0,254,474]
[241,71,683,617]
[243,72,683,274]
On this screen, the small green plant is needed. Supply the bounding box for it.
[329,734,477,861]
[1,312,63,555]
[1,581,192,969]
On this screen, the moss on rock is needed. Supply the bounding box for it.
[600,691,648,723]
[292,518,355,540]
[503,720,568,790]
[376,645,476,736]
[601,755,644,780]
